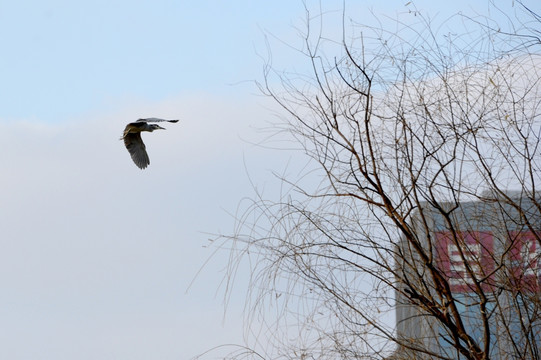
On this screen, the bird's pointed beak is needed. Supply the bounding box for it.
[156,125,166,130]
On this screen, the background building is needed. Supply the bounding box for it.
[395,192,541,359]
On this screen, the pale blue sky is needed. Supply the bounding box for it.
[0,1,532,359]
[0,0,505,122]
[0,1,309,121]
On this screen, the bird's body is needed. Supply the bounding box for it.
[122,118,179,169]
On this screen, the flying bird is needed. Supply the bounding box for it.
[122,118,179,169]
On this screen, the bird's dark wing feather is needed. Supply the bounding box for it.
[123,132,150,169]
[136,118,179,123]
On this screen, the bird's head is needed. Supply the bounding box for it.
[148,124,166,132]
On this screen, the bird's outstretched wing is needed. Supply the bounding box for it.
[136,118,179,123]
[124,132,150,169]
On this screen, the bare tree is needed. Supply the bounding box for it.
[215,2,541,359]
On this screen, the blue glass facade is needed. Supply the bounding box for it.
[394,195,541,359]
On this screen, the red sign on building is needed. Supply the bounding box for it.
[435,231,495,293]
[508,231,541,292]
